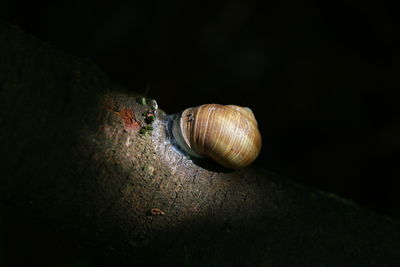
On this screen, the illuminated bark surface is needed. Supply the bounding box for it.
[1,20,400,266]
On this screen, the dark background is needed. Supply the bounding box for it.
[1,0,399,266]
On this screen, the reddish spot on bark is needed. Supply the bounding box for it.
[115,109,140,131]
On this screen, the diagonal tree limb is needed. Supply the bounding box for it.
[0,20,399,266]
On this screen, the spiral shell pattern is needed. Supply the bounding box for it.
[175,104,262,169]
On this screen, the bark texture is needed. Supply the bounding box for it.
[0,20,400,266]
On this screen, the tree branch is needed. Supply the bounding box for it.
[0,20,399,266]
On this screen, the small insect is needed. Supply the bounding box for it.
[149,208,165,216]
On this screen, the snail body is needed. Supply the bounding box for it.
[172,104,262,169]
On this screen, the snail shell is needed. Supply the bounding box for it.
[172,104,262,169]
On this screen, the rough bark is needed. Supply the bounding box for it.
[0,20,399,266]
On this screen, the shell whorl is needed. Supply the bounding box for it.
[172,104,262,169]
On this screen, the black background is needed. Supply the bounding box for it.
[0,0,399,265]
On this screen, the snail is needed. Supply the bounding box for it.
[171,104,262,169]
